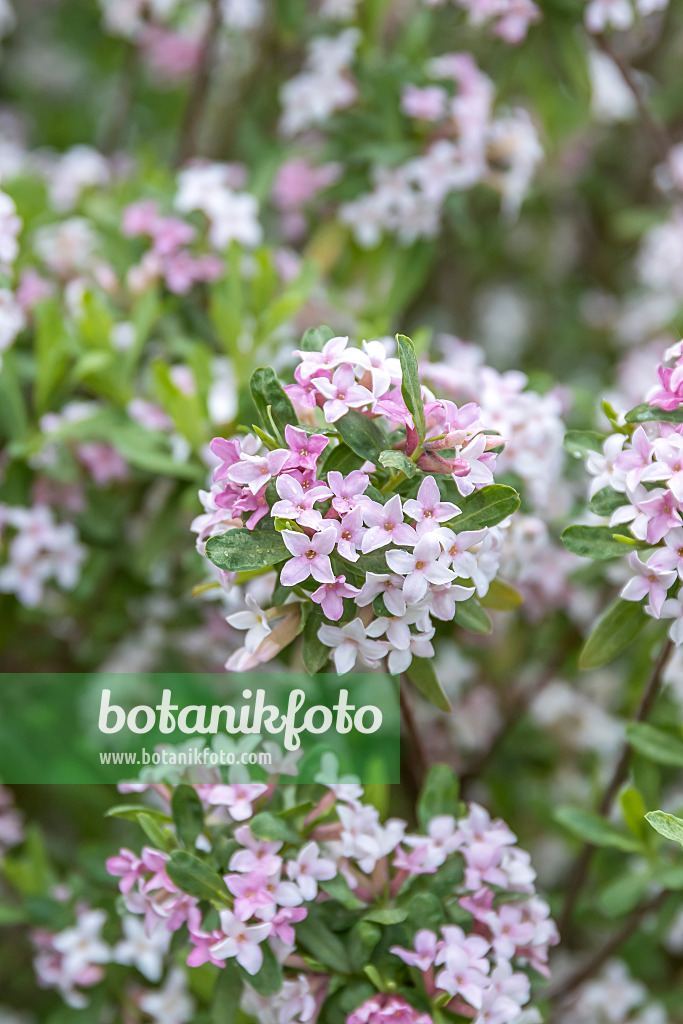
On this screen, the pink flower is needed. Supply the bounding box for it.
[282,425,329,471]
[386,533,456,604]
[361,495,417,552]
[271,475,332,527]
[285,841,336,900]
[210,911,271,975]
[434,925,491,1008]
[200,783,268,821]
[227,449,290,495]
[318,617,390,673]
[401,83,448,121]
[293,335,354,381]
[403,476,461,534]
[280,527,337,586]
[390,929,438,970]
[106,848,143,894]
[327,470,370,514]
[269,906,307,945]
[313,365,375,423]
[311,575,359,620]
[356,571,407,616]
[346,995,433,1024]
[621,551,676,617]
[334,506,366,561]
[226,871,277,922]
[229,826,283,876]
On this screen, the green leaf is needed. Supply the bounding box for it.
[211,962,242,1024]
[335,409,387,463]
[105,804,172,824]
[554,806,642,852]
[300,325,335,351]
[0,352,29,441]
[625,403,683,424]
[454,599,492,635]
[447,485,520,533]
[236,940,283,995]
[34,298,69,412]
[564,430,606,459]
[151,360,206,449]
[302,606,331,674]
[599,870,651,917]
[479,579,523,611]
[645,810,683,848]
[418,764,460,829]
[172,785,205,850]
[405,658,451,712]
[396,334,426,441]
[620,786,648,841]
[349,921,382,972]
[166,851,231,906]
[590,487,625,517]
[626,723,683,768]
[296,912,352,974]
[138,813,176,853]
[379,450,417,478]
[249,812,297,843]
[318,875,365,910]
[362,907,407,925]
[561,525,641,559]
[205,529,288,572]
[323,442,365,475]
[250,367,298,440]
[579,598,648,669]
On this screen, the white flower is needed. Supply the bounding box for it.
[113,915,170,982]
[138,968,195,1024]
[226,594,272,653]
[52,909,111,978]
[317,617,389,673]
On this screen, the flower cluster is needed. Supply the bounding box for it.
[99,771,556,1024]
[198,331,518,676]
[424,0,542,45]
[0,504,85,608]
[582,341,683,646]
[584,0,668,34]
[338,53,542,246]
[0,784,23,856]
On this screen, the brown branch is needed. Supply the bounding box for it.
[594,33,671,161]
[174,0,223,167]
[400,678,429,789]
[547,890,668,1011]
[557,638,673,937]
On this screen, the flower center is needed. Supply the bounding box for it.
[415,560,425,570]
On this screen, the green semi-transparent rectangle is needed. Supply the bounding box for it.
[0,673,400,784]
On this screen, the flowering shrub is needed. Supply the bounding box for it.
[5,0,683,1022]
[199,329,521,690]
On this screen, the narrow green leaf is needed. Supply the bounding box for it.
[645,810,683,848]
[205,529,288,572]
[561,525,641,559]
[396,334,426,441]
[626,723,683,768]
[564,430,606,459]
[579,598,648,669]
[405,659,451,712]
[446,485,520,533]
[296,913,352,974]
[418,764,460,829]
[249,812,297,843]
[479,579,523,611]
[171,785,205,850]
[554,806,642,852]
[166,851,231,906]
[625,403,683,424]
[211,962,242,1024]
[302,606,331,674]
[250,367,298,438]
[335,409,387,462]
[590,487,625,517]
[138,813,175,853]
[454,600,492,635]
[300,325,335,351]
[379,449,417,478]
